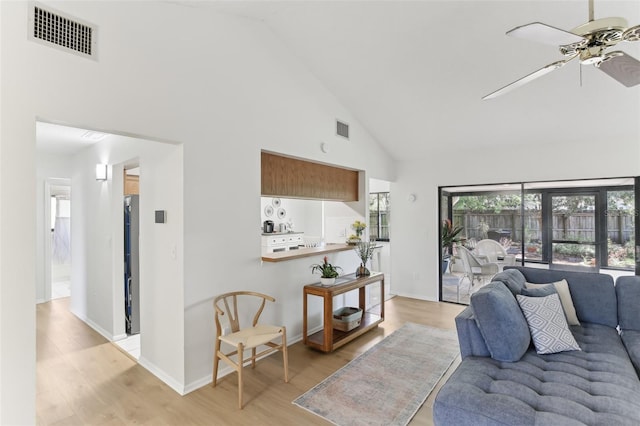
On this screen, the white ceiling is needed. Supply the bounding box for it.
[38,1,640,162]
[206,0,640,161]
[36,121,108,155]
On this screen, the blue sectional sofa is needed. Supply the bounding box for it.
[434,266,640,425]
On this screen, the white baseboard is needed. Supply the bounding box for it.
[393,291,437,302]
[112,333,128,342]
[36,298,47,304]
[138,356,186,396]
[71,310,117,341]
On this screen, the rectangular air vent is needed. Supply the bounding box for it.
[336,120,350,139]
[30,4,96,59]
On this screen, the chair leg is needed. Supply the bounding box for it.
[251,347,256,369]
[281,327,289,383]
[237,343,244,409]
[212,338,220,387]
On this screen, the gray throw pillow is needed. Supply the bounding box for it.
[520,284,557,298]
[491,269,526,296]
[516,293,581,355]
[471,282,531,362]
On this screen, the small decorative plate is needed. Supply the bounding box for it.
[277,207,286,219]
[264,205,274,217]
[272,198,281,208]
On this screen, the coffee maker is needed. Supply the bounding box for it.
[263,220,274,233]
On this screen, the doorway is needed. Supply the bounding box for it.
[118,165,141,359]
[51,189,71,298]
[45,179,72,301]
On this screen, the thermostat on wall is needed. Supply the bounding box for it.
[155,210,166,223]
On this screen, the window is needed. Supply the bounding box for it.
[439,178,637,305]
[369,192,390,241]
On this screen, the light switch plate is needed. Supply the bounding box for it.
[155,210,166,223]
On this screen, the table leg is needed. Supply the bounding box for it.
[323,294,333,351]
[303,291,308,345]
[380,277,385,319]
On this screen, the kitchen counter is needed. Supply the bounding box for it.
[261,231,304,236]
[261,243,354,262]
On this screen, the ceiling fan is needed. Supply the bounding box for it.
[483,0,640,100]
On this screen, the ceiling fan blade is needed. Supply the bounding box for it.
[507,22,586,46]
[597,51,640,87]
[482,60,569,100]
[623,24,640,42]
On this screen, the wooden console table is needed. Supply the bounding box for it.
[303,272,384,352]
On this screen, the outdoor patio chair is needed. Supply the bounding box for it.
[475,239,516,270]
[456,245,500,293]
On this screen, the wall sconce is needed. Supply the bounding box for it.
[95,164,107,181]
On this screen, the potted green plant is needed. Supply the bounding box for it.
[354,241,376,276]
[441,219,465,273]
[311,256,342,285]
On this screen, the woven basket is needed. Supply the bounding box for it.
[332,307,363,332]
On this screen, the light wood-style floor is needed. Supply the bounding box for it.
[37,296,464,425]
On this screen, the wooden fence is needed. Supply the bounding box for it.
[453,210,633,244]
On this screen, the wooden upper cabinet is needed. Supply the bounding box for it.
[261,152,359,201]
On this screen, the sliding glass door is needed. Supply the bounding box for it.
[440,177,636,305]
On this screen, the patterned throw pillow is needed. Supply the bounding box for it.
[525,280,580,326]
[516,293,581,355]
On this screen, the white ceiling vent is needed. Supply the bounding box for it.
[30,3,97,60]
[336,120,350,140]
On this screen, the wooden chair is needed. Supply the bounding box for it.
[212,291,289,408]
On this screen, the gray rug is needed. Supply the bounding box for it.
[293,322,459,426]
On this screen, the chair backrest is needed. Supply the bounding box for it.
[213,291,275,336]
[455,246,475,274]
[476,239,507,263]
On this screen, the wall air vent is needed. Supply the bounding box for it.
[336,120,350,140]
[30,4,97,59]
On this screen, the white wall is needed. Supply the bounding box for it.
[0,0,394,418]
[369,178,390,193]
[1,3,36,422]
[391,140,640,302]
[70,134,184,389]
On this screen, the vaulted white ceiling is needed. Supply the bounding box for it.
[36,1,640,162]
[209,0,640,161]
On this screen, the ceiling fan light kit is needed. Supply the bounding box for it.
[483,0,640,99]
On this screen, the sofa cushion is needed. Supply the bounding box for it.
[617,276,640,331]
[621,329,640,376]
[434,323,640,426]
[517,293,581,355]
[526,279,580,326]
[507,266,617,328]
[454,307,490,359]
[491,268,526,295]
[470,282,530,362]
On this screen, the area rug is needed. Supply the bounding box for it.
[293,322,459,426]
